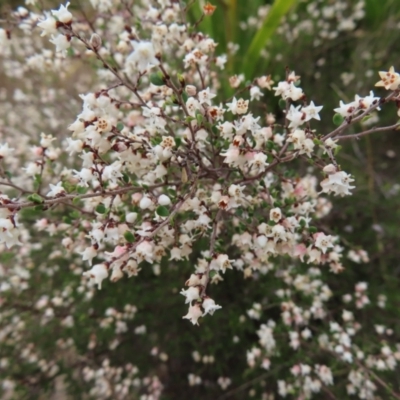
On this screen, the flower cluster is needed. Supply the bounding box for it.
[0,0,399,399]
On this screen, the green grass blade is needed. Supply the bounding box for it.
[242,0,297,79]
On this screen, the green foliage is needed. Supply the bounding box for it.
[242,0,298,78]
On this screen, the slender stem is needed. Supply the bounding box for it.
[0,181,181,210]
[336,123,400,140]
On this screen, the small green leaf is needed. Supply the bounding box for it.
[122,173,130,183]
[334,145,342,155]
[27,194,44,204]
[361,114,373,124]
[309,226,318,233]
[150,72,165,86]
[171,94,179,104]
[116,122,124,131]
[34,174,42,183]
[77,186,88,194]
[156,205,169,217]
[181,91,188,103]
[209,270,218,279]
[124,231,135,243]
[96,204,107,214]
[313,138,323,145]
[62,216,72,224]
[70,211,80,219]
[175,137,182,147]
[333,113,344,126]
[266,140,276,150]
[62,182,76,193]
[177,73,185,86]
[278,98,287,109]
[195,110,204,125]
[168,188,177,196]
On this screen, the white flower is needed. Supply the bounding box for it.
[375,66,400,90]
[0,143,14,158]
[110,266,124,282]
[51,2,72,23]
[49,34,70,54]
[334,100,356,118]
[82,263,108,289]
[286,104,305,128]
[37,14,58,37]
[198,88,216,105]
[314,232,334,254]
[210,254,233,273]
[185,273,207,287]
[180,287,200,304]
[320,170,355,196]
[226,97,249,115]
[247,152,269,172]
[273,81,303,100]
[302,101,323,121]
[135,240,154,263]
[81,245,98,265]
[65,138,83,155]
[126,41,159,73]
[270,207,282,223]
[183,303,203,325]
[250,86,262,101]
[202,297,221,315]
[288,129,315,157]
[47,182,66,197]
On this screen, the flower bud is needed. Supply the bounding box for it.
[185,85,197,96]
[139,196,153,209]
[158,194,171,206]
[323,164,337,175]
[90,33,102,51]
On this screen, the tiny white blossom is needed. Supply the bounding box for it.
[51,2,73,24]
[82,263,108,289]
[126,41,159,73]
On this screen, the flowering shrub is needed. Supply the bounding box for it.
[0,1,399,399]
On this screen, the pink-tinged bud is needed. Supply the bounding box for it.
[323,164,337,174]
[110,266,124,282]
[131,192,142,204]
[90,33,102,51]
[185,85,197,96]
